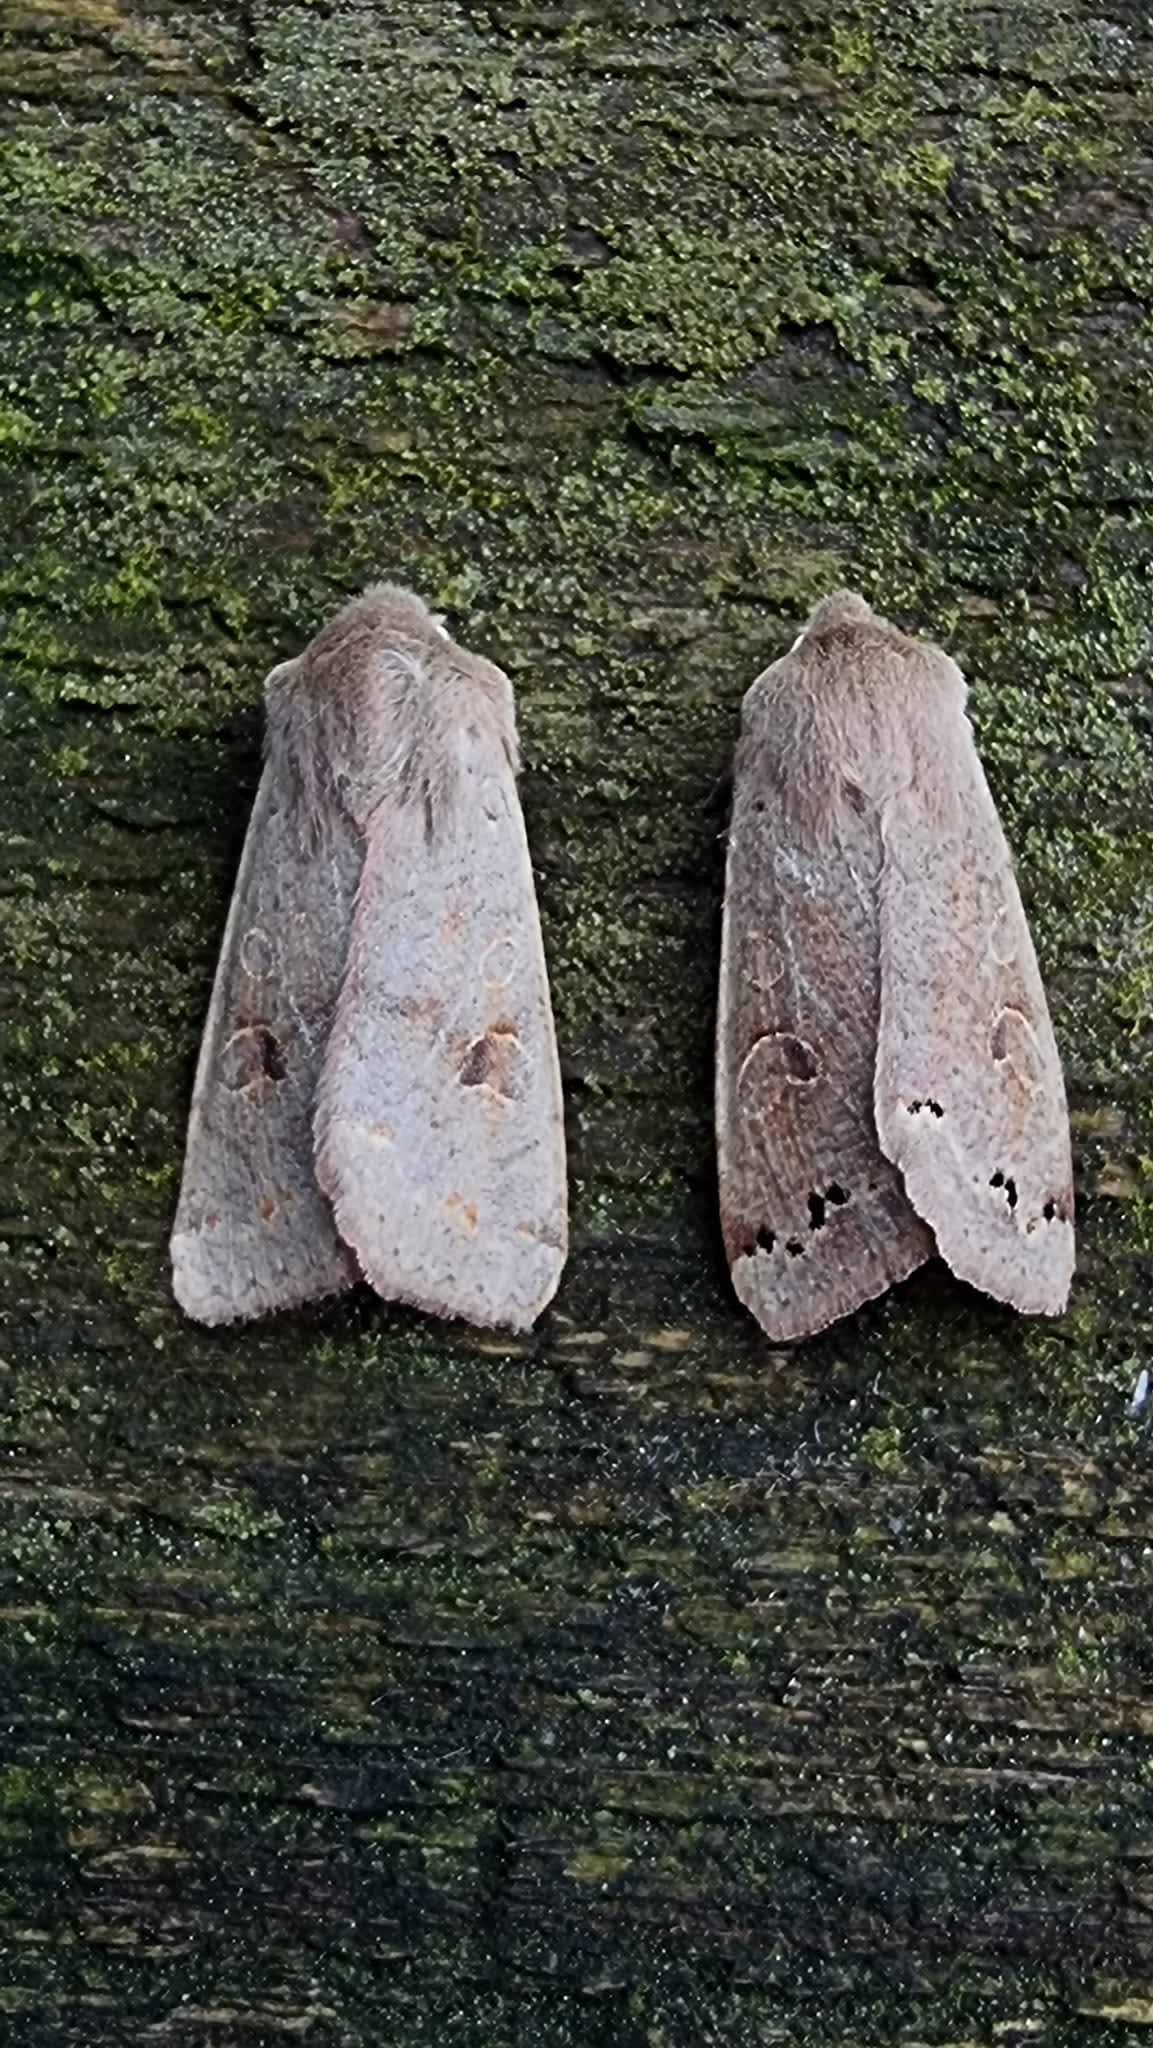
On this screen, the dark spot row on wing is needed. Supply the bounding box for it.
[807,1183,849,1229]
[990,1175,1069,1226]
[744,1183,851,1262]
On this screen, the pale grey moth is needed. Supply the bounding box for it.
[716,590,1075,1343]
[171,584,568,1332]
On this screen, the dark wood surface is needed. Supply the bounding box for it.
[3,3,1153,2041]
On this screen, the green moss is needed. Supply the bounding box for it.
[565,1845,634,1885]
[858,1425,906,1476]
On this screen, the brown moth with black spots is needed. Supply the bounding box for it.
[716,591,1074,1342]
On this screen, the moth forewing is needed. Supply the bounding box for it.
[716,624,932,1344]
[873,677,1075,1314]
[312,643,568,1333]
[169,703,361,1325]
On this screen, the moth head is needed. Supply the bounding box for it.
[799,590,876,642]
[790,590,927,687]
[358,581,443,642]
[266,585,521,843]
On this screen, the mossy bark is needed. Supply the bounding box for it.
[3,2,1153,2042]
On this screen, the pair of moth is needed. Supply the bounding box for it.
[171,585,1075,1344]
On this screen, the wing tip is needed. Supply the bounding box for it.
[877,1100,1076,1320]
[938,1234,1075,1319]
[729,1236,929,1344]
[169,1229,354,1327]
[318,1177,567,1334]
[317,1118,568,1332]
[888,1156,1075,1320]
[348,1231,566,1333]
